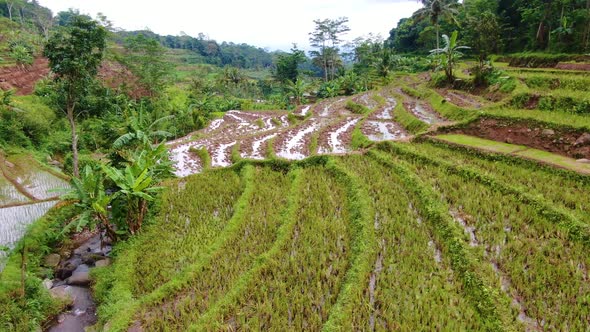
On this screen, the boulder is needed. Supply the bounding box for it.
[94,258,112,268]
[66,271,91,286]
[43,253,61,268]
[574,133,590,147]
[81,253,105,265]
[541,129,555,136]
[577,158,590,164]
[49,285,73,303]
[56,260,79,280]
[42,279,53,290]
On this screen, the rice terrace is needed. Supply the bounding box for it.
[1,0,590,331]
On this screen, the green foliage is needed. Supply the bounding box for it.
[189,146,211,169]
[123,33,174,97]
[272,45,306,83]
[284,78,310,105]
[501,53,590,68]
[0,205,78,332]
[44,12,107,177]
[345,100,371,115]
[309,17,350,81]
[430,31,470,83]
[61,165,115,239]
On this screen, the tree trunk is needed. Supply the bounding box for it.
[322,43,328,82]
[67,102,80,178]
[585,0,590,51]
[7,2,13,21]
[436,24,440,50]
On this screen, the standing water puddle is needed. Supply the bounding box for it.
[276,122,320,160]
[318,118,359,154]
[363,121,407,142]
[409,102,443,124]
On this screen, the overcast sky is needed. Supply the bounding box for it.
[36,0,421,51]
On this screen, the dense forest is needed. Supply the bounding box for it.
[388,0,590,54]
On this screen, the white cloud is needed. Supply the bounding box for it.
[37,0,421,51]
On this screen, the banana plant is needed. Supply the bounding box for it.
[113,106,174,150]
[61,165,118,243]
[103,161,163,235]
[430,30,470,83]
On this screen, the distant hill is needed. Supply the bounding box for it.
[114,30,275,70]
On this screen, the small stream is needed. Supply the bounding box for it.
[46,234,111,331]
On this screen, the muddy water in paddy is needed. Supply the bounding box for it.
[0,173,29,206]
[318,118,360,154]
[0,201,57,270]
[275,121,321,160]
[405,101,445,125]
[169,96,412,177]
[362,121,408,142]
[372,97,396,120]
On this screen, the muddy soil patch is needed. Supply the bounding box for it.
[445,117,590,159]
[317,117,360,154]
[436,89,483,109]
[555,63,590,71]
[0,58,49,95]
[403,101,445,124]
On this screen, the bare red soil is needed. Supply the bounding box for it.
[0,57,148,98]
[447,117,590,159]
[0,57,49,95]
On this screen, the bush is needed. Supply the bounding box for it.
[345,101,371,115]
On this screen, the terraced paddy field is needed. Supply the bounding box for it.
[2,61,588,331]
[0,154,68,270]
[86,65,590,331]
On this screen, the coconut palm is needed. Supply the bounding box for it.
[414,0,460,50]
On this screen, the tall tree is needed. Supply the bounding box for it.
[273,44,306,83]
[309,17,350,81]
[124,33,172,98]
[463,0,501,66]
[44,14,107,177]
[414,0,460,50]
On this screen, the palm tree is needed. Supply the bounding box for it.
[414,0,460,50]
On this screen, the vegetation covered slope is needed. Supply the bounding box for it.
[91,139,590,331]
